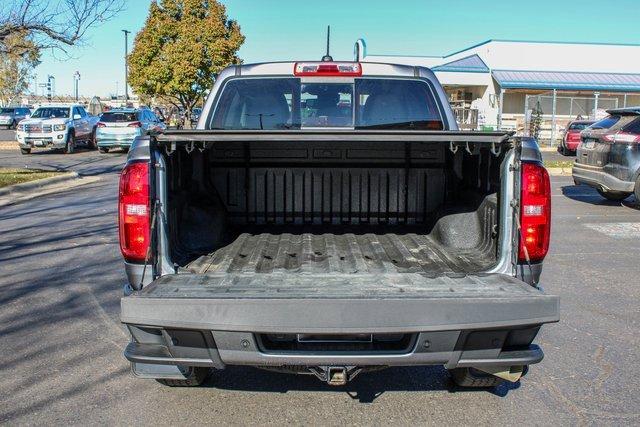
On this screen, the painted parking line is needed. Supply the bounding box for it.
[583,222,640,238]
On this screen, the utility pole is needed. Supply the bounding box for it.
[122,29,131,102]
[73,71,81,101]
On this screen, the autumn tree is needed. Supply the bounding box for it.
[0,0,124,55]
[0,31,40,106]
[128,0,244,127]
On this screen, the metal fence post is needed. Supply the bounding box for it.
[593,92,600,119]
[550,89,557,147]
[524,95,529,136]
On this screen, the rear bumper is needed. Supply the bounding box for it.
[96,138,135,147]
[572,162,635,193]
[121,273,558,370]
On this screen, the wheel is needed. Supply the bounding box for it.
[597,188,631,201]
[122,147,129,153]
[88,129,97,149]
[11,121,17,130]
[65,132,75,154]
[634,176,640,204]
[156,367,210,387]
[98,147,109,154]
[20,147,31,155]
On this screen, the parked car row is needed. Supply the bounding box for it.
[572,107,640,202]
[14,104,166,155]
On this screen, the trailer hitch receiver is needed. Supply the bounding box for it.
[309,366,362,386]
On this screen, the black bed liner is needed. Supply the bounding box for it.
[185,230,495,276]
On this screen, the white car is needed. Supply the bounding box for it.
[16,104,100,154]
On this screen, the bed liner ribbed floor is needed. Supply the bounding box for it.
[185,230,495,276]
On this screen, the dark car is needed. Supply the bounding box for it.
[572,107,640,201]
[558,120,595,155]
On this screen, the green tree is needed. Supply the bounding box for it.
[529,99,544,141]
[128,0,244,127]
[0,31,40,106]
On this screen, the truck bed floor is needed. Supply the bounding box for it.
[185,230,495,276]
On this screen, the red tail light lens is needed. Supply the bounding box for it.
[97,122,106,128]
[119,161,150,262]
[128,121,142,128]
[519,162,551,263]
[294,62,362,76]
[566,132,581,142]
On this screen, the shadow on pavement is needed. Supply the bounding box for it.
[202,365,522,403]
[561,185,638,209]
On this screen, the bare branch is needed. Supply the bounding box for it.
[0,0,125,55]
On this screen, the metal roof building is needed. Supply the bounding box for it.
[354,39,640,141]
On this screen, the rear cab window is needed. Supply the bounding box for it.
[209,77,444,130]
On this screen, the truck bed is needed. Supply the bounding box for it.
[185,227,495,276]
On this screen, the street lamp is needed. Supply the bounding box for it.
[122,29,131,102]
[73,71,81,101]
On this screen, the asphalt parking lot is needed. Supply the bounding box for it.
[0,148,639,424]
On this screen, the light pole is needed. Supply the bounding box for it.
[73,71,81,101]
[122,29,131,102]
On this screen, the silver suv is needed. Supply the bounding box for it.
[0,107,31,129]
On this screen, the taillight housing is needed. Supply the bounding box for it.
[97,122,106,128]
[519,162,551,263]
[128,121,142,128]
[119,161,150,262]
[294,62,362,76]
[603,132,640,143]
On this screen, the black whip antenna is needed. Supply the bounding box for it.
[321,25,333,62]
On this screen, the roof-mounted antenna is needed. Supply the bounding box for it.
[321,25,333,62]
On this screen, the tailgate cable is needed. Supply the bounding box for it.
[513,203,534,280]
[138,199,160,289]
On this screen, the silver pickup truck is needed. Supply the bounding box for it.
[16,104,99,154]
[118,61,558,388]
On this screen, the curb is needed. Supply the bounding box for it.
[538,146,558,152]
[0,140,17,150]
[0,171,78,197]
[546,167,572,177]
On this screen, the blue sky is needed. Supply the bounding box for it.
[36,0,640,97]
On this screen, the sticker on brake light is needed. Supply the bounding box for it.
[523,205,544,216]
[126,204,148,216]
[294,62,362,76]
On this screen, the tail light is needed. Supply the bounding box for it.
[294,62,362,76]
[519,162,551,263]
[97,122,106,128]
[566,131,581,142]
[128,121,142,128]
[119,161,150,262]
[603,132,640,143]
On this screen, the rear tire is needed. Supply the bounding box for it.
[20,147,31,155]
[597,188,631,201]
[122,147,129,153]
[634,176,640,205]
[65,132,75,154]
[88,129,97,149]
[98,147,109,154]
[156,367,210,387]
[449,367,505,388]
